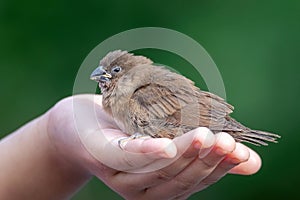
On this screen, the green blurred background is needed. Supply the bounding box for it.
[0,0,299,199]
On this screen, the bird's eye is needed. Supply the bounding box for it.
[111,66,122,73]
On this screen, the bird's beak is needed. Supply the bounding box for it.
[90,66,112,82]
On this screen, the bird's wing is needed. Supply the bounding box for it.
[199,90,234,116]
[127,70,235,136]
[128,63,233,136]
[129,83,184,120]
[128,82,197,137]
[197,90,236,131]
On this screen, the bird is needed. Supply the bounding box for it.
[90,50,280,147]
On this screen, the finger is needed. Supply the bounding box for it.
[111,127,216,191]
[121,137,177,158]
[133,127,216,174]
[189,143,250,194]
[229,145,261,175]
[78,127,174,173]
[172,140,250,200]
[146,127,216,182]
[174,127,216,158]
[146,132,235,199]
[107,133,179,172]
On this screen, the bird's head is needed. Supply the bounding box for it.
[90,50,153,92]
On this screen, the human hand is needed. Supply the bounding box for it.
[46,94,261,199]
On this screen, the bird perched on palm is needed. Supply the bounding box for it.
[90,50,280,147]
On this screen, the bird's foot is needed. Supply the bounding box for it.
[118,133,151,149]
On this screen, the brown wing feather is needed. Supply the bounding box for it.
[128,79,236,138]
[129,83,186,138]
[197,91,236,131]
[124,64,237,139]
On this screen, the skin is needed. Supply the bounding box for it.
[0,94,261,200]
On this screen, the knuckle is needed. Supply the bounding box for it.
[219,162,237,171]
[174,178,196,191]
[122,155,136,168]
[201,178,218,188]
[156,170,173,181]
[173,194,191,200]
[201,159,215,169]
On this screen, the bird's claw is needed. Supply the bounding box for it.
[118,133,151,150]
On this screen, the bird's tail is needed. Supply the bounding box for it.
[235,130,281,146]
[223,117,281,146]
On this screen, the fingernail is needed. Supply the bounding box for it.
[160,142,177,158]
[215,147,229,156]
[199,129,215,148]
[118,137,129,150]
[193,141,201,150]
[198,147,212,159]
[215,132,236,153]
[228,157,241,164]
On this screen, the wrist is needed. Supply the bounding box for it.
[44,104,92,176]
[0,110,91,199]
[45,96,120,183]
[37,109,93,198]
[45,97,109,178]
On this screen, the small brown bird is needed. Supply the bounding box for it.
[90,50,280,146]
